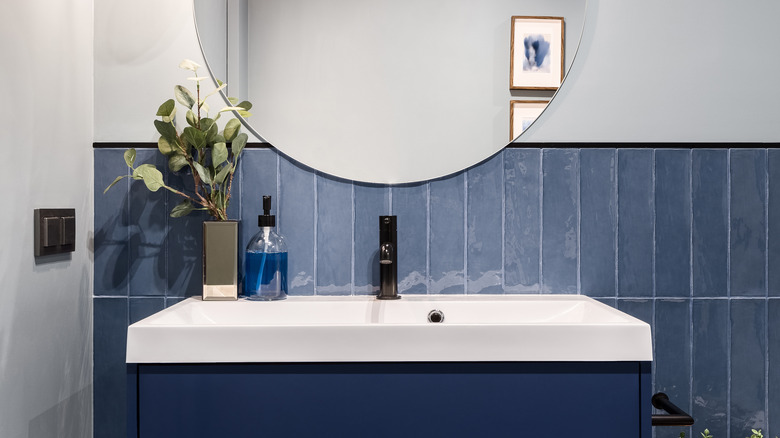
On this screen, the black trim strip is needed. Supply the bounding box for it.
[94,142,780,150]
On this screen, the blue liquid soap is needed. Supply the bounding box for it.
[244,196,288,301]
[244,251,288,300]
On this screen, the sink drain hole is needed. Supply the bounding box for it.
[427,309,445,323]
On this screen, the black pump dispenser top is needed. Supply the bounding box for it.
[258,195,276,227]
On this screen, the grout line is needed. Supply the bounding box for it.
[313,173,318,295]
[539,149,544,294]
[351,182,355,296]
[464,171,469,294]
[765,148,770,433]
[576,148,581,295]
[652,149,657,299]
[727,148,732,437]
[615,149,620,300]
[501,151,506,292]
[426,181,431,295]
[689,149,695,422]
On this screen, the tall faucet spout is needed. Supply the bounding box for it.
[378,216,400,300]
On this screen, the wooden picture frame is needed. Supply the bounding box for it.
[510,100,548,141]
[510,16,564,90]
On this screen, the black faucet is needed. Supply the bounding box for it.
[378,216,400,300]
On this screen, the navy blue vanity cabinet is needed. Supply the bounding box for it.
[129,361,652,437]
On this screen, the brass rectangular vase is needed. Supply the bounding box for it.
[202,220,239,301]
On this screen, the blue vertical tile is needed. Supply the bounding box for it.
[467,153,503,294]
[240,149,279,294]
[595,298,617,308]
[768,150,780,297]
[354,183,390,295]
[617,299,654,327]
[93,297,127,438]
[692,299,729,436]
[655,150,691,298]
[166,159,208,298]
[769,299,780,438]
[542,149,579,294]
[580,149,616,297]
[617,149,654,297]
[692,150,728,297]
[730,299,767,437]
[316,174,353,295]
[129,149,167,296]
[129,297,165,324]
[654,299,691,430]
[429,172,465,294]
[504,148,540,293]
[279,157,316,296]
[393,182,428,294]
[731,149,767,297]
[94,149,129,296]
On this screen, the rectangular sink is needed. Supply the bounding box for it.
[127,295,652,363]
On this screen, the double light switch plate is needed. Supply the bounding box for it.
[34,208,76,256]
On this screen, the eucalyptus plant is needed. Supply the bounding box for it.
[105,59,252,221]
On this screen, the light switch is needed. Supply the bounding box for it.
[34,209,76,256]
[43,217,61,247]
[61,216,76,245]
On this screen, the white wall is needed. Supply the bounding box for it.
[0,1,94,437]
[525,0,780,141]
[94,0,208,142]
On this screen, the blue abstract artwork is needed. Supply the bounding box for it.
[523,34,551,73]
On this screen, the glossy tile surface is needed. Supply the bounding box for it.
[692,150,728,297]
[654,150,691,297]
[730,150,767,297]
[95,147,780,436]
[541,149,578,294]
[504,149,540,293]
[579,149,616,297]
[617,150,654,297]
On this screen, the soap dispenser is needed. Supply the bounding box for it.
[244,195,288,301]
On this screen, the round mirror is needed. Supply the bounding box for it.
[194,0,586,184]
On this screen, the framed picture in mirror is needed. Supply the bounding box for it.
[510,16,564,90]
[510,100,548,140]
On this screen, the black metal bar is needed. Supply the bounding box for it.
[651,392,694,427]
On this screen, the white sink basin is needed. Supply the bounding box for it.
[127,295,652,363]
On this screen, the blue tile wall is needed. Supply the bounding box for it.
[94,147,780,437]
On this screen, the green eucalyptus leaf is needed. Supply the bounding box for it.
[162,106,177,124]
[174,85,196,109]
[168,154,188,172]
[223,118,241,141]
[213,134,226,144]
[170,199,194,217]
[183,126,206,150]
[192,161,212,185]
[231,133,247,158]
[124,149,136,168]
[215,163,232,186]
[237,110,252,118]
[132,164,166,192]
[157,137,177,156]
[178,59,201,72]
[213,112,222,123]
[237,101,252,111]
[156,99,176,117]
[103,175,129,194]
[214,190,226,211]
[154,120,178,142]
[200,118,215,133]
[212,142,228,167]
[186,110,197,127]
[228,96,239,105]
[206,121,219,142]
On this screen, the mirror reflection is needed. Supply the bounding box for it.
[194,0,585,183]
